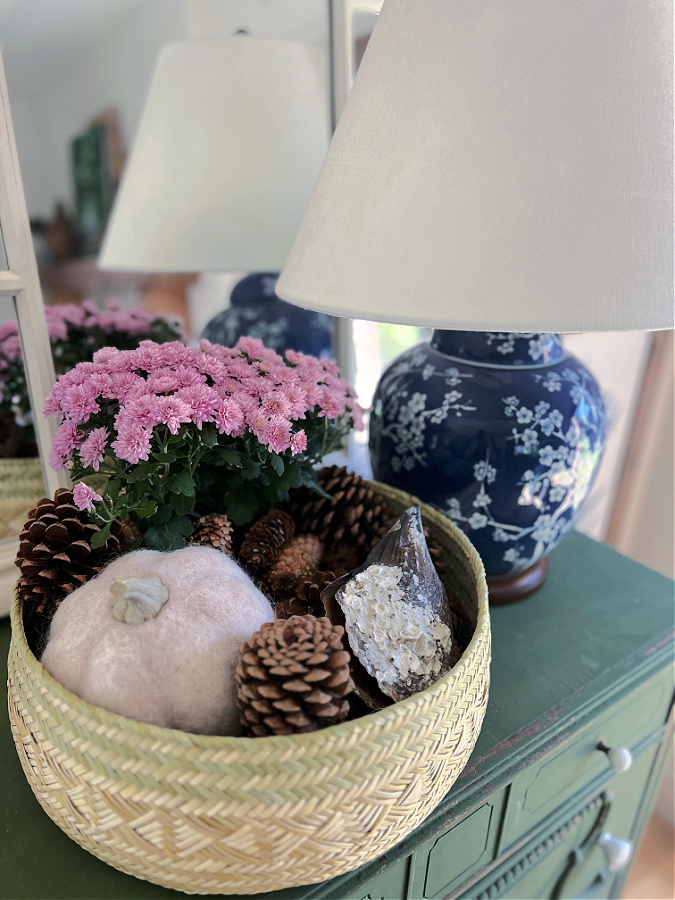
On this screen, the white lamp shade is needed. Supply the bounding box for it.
[277,0,674,332]
[99,37,328,272]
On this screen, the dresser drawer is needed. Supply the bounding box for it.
[340,855,411,900]
[500,666,673,848]
[406,791,508,898]
[469,742,660,900]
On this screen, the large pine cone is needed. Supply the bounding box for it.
[239,510,295,573]
[191,512,234,555]
[288,466,395,562]
[15,488,125,616]
[236,615,354,736]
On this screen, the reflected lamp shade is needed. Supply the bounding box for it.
[276,0,674,601]
[99,37,328,273]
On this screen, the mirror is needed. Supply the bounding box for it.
[0,0,331,611]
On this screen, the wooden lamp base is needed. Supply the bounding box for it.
[487,558,549,605]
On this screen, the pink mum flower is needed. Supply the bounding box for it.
[73,482,103,512]
[177,384,218,429]
[290,430,307,455]
[79,427,109,471]
[112,423,152,464]
[262,415,292,454]
[318,386,346,420]
[124,393,163,429]
[92,346,121,365]
[214,398,245,436]
[156,396,192,435]
[49,421,84,469]
[62,383,99,424]
[260,389,293,418]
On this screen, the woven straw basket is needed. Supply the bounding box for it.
[7,483,490,895]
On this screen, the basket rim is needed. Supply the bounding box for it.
[10,482,489,751]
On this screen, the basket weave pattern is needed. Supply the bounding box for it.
[7,484,490,895]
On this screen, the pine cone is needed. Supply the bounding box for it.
[288,465,395,555]
[268,535,324,594]
[240,510,295,573]
[15,488,124,616]
[236,615,354,736]
[191,512,234,555]
[275,571,336,619]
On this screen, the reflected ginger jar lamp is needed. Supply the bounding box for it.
[277,0,673,601]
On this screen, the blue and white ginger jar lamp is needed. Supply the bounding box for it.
[369,331,606,600]
[275,0,673,604]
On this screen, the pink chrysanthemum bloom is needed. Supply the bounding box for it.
[318,387,346,419]
[123,393,163,429]
[262,415,292,454]
[79,427,109,471]
[156,396,192,435]
[72,482,103,512]
[237,335,269,360]
[44,310,68,341]
[177,384,218,429]
[290,430,307,455]
[108,372,146,401]
[131,341,165,372]
[146,373,179,395]
[1,334,22,362]
[232,389,260,419]
[268,364,301,386]
[283,382,311,419]
[347,398,366,431]
[112,422,152,464]
[62,382,100,424]
[92,346,120,365]
[248,411,269,442]
[214,398,246,436]
[0,320,16,342]
[88,372,113,397]
[260,389,293,419]
[161,341,196,368]
[173,365,207,388]
[50,420,85,464]
[196,353,228,382]
[304,383,324,409]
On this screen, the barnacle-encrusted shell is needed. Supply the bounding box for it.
[322,506,453,706]
[110,575,169,625]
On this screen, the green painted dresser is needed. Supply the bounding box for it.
[2,531,673,899]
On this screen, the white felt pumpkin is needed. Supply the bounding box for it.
[41,546,274,735]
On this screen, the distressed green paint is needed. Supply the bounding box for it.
[1,531,673,899]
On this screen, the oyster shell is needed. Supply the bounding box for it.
[322,506,453,706]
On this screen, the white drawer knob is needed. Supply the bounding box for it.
[597,741,633,773]
[597,831,633,872]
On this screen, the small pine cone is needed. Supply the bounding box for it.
[191,513,234,555]
[275,571,337,619]
[15,488,124,616]
[268,535,323,594]
[240,510,295,572]
[120,517,143,549]
[236,615,354,736]
[424,528,448,577]
[288,465,395,553]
